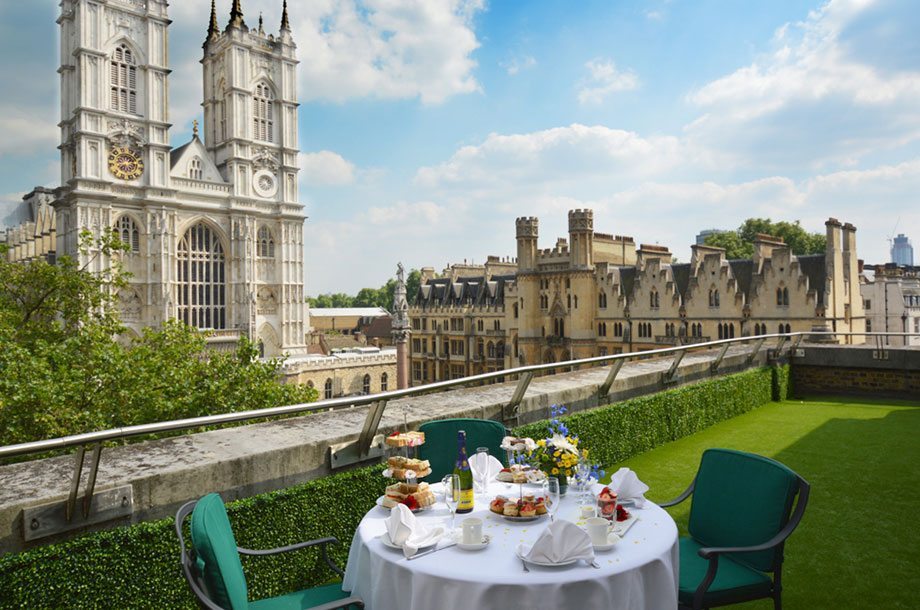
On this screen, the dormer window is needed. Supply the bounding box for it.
[253,82,274,143]
[110,44,137,114]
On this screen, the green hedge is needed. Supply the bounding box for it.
[0,465,384,609]
[515,366,782,467]
[0,366,788,608]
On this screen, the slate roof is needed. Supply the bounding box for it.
[797,255,827,305]
[670,263,692,297]
[413,275,514,308]
[728,259,754,298]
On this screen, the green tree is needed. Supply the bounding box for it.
[0,233,316,451]
[308,268,422,310]
[706,218,825,259]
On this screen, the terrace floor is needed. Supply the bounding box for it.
[610,396,920,609]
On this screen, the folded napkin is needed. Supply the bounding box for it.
[609,468,650,508]
[385,504,444,558]
[518,519,595,565]
[469,453,503,492]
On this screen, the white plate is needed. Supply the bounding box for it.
[611,514,639,537]
[377,533,439,551]
[515,549,579,567]
[501,512,546,522]
[455,534,491,551]
[375,495,428,513]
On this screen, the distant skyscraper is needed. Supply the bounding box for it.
[891,234,914,266]
[696,229,724,245]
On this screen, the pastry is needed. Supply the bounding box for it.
[522,494,535,504]
[535,497,547,515]
[490,496,508,514]
[503,502,520,517]
[385,431,426,447]
[519,502,536,518]
[387,456,432,479]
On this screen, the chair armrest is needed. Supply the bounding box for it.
[659,479,694,507]
[237,536,339,557]
[697,479,810,559]
[307,596,365,610]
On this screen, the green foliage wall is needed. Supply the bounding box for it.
[0,366,787,608]
[515,366,780,466]
[0,465,384,609]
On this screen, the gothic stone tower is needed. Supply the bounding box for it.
[54,0,308,355]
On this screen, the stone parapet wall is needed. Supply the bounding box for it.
[791,345,920,396]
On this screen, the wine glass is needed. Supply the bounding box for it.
[441,474,460,530]
[544,477,561,522]
[575,459,592,505]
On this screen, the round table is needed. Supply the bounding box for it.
[342,482,679,610]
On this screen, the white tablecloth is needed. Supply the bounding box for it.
[343,482,679,610]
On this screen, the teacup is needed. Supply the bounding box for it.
[586,517,611,546]
[461,517,483,545]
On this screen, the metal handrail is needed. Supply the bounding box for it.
[1,330,915,461]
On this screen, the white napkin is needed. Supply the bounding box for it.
[609,468,650,508]
[469,453,503,492]
[518,519,595,564]
[385,504,444,558]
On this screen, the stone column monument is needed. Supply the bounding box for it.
[392,263,411,389]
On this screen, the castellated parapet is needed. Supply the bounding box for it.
[516,217,539,238]
[568,209,594,233]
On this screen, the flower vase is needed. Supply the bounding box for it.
[558,474,568,496]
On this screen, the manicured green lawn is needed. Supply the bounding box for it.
[608,397,920,609]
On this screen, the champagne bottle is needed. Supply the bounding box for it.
[454,430,474,514]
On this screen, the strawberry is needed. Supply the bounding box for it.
[616,504,630,522]
[403,495,419,510]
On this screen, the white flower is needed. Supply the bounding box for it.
[549,434,578,455]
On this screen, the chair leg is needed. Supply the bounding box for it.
[774,594,782,610]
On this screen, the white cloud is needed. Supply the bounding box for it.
[414,124,691,190]
[501,55,537,76]
[365,200,448,226]
[577,58,638,105]
[291,0,484,104]
[685,0,920,168]
[299,151,357,186]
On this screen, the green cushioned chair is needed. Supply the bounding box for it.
[418,418,509,481]
[175,493,363,610]
[661,448,809,610]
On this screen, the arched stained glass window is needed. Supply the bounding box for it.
[253,82,274,142]
[177,223,226,330]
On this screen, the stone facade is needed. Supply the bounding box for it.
[409,210,866,385]
[3,0,308,356]
[283,351,398,399]
[860,264,920,347]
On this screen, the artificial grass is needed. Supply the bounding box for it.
[609,396,920,609]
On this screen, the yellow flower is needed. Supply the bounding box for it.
[537,439,546,447]
[551,467,559,475]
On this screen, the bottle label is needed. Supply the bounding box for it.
[457,488,474,512]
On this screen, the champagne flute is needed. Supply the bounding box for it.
[442,474,460,530]
[575,459,592,505]
[544,477,561,522]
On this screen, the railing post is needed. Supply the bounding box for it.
[504,371,534,426]
[663,350,686,384]
[358,400,388,456]
[772,336,787,359]
[81,444,103,519]
[746,338,766,365]
[710,343,731,373]
[66,446,87,523]
[597,359,624,401]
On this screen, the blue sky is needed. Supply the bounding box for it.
[1,0,918,293]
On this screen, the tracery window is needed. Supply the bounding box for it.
[253,82,274,143]
[177,223,226,330]
[189,157,203,180]
[117,215,140,253]
[257,226,275,258]
[362,374,371,395]
[110,44,137,114]
[324,378,333,400]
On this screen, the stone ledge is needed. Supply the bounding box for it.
[0,344,763,554]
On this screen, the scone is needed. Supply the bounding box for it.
[503,502,520,517]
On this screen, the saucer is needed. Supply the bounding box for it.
[592,534,621,552]
[455,534,491,551]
